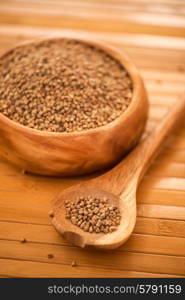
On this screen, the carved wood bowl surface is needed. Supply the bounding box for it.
[0,37,148,176]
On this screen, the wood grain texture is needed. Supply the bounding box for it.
[0,37,148,176]
[0,221,185,256]
[0,0,185,277]
[0,258,182,278]
[0,240,185,275]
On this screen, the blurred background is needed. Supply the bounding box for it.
[0,0,184,102]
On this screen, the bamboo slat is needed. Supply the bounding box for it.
[0,240,185,275]
[0,258,181,278]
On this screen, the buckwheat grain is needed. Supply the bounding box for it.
[0,39,132,132]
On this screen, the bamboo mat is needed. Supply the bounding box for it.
[0,0,185,278]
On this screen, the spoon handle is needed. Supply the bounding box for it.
[135,96,185,180]
[101,96,185,195]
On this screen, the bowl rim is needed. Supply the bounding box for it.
[0,36,145,137]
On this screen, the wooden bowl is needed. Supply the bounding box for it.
[0,37,148,176]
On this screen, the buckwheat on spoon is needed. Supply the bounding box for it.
[65,196,121,234]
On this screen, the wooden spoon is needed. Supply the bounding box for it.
[51,98,185,250]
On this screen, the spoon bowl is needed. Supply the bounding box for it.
[52,185,136,249]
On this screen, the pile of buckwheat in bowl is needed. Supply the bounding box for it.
[0,38,133,133]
